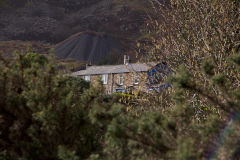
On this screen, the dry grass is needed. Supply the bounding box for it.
[0,40,51,56]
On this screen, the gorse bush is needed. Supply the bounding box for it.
[0,52,115,159]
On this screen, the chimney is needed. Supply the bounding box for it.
[86,61,92,69]
[124,55,130,65]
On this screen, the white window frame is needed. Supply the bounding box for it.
[133,73,139,85]
[101,74,108,84]
[119,74,123,85]
[84,75,91,82]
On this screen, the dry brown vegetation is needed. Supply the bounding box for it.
[0,40,51,56]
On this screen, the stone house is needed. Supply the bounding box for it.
[71,56,170,94]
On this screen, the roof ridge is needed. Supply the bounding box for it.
[87,62,153,67]
[71,62,158,76]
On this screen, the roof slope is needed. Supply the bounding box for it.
[72,63,156,76]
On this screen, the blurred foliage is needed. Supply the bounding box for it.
[1,46,240,160]
[0,51,112,159]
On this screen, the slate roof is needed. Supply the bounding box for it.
[72,63,156,76]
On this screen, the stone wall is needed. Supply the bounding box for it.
[83,71,149,94]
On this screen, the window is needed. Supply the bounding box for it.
[133,73,139,84]
[101,74,108,84]
[84,75,90,81]
[119,74,123,85]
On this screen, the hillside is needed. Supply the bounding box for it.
[0,40,85,72]
[0,40,51,56]
[0,0,167,63]
[0,0,147,43]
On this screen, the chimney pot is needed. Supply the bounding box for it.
[124,55,130,65]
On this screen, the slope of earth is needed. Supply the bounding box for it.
[0,40,85,72]
[0,40,51,56]
[54,32,125,64]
